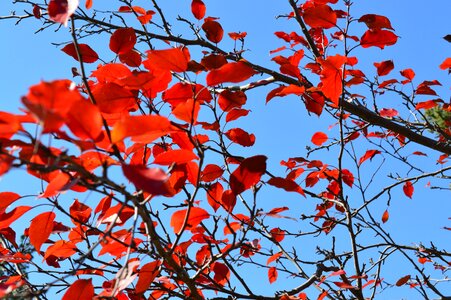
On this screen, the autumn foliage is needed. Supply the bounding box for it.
[0,0,450,299]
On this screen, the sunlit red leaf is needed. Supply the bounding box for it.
[135,261,161,294]
[395,275,410,286]
[62,43,98,63]
[206,61,256,86]
[311,131,328,146]
[266,84,305,103]
[191,0,206,20]
[270,228,285,243]
[221,190,237,212]
[48,0,79,26]
[153,149,199,165]
[109,28,137,55]
[122,164,169,195]
[85,0,92,9]
[358,14,394,30]
[62,279,94,300]
[207,182,223,212]
[267,177,305,196]
[268,266,278,284]
[382,209,389,223]
[303,5,337,29]
[358,149,381,165]
[360,29,398,49]
[66,100,103,140]
[403,181,414,198]
[319,54,347,105]
[334,282,355,289]
[146,48,189,73]
[218,90,247,112]
[400,68,415,82]
[229,155,267,195]
[226,108,250,122]
[439,57,451,70]
[212,262,230,286]
[39,172,71,198]
[29,212,55,252]
[379,108,398,118]
[266,252,283,265]
[111,115,173,144]
[0,192,21,214]
[70,199,92,224]
[0,206,32,229]
[228,32,247,40]
[225,128,255,147]
[91,82,136,114]
[170,207,210,233]
[172,98,200,123]
[44,240,77,259]
[119,50,142,68]
[201,164,224,182]
[303,92,325,116]
[202,18,224,43]
[374,60,394,76]
[415,100,441,110]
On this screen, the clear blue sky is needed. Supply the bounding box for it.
[0,1,450,299]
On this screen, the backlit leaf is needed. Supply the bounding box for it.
[135,261,161,294]
[358,14,394,30]
[225,128,255,147]
[395,275,410,286]
[62,279,94,300]
[303,5,337,29]
[311,131,328,146]
[358,150,381,165]
[268,266,278,284]
[29,212,55,252]
[319,54,347,105]
[229,155,267,195]
[170,207,209,233]
[109,28,137,55]
[267,177,305,196]
[191,0,206,20]
[146,48,189,73]
[202,18,224,43]
[206,62,256,86]
[153,149,199,165]
[382,209,389,223]
[403,181,414,198]
[61,43,98,63]
[374,60,394,76]
[111,115,173,144]
[122,164,169,195]
[360,29,398,49]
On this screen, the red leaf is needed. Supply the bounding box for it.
[66,100,103,140]
[311,131,328,146]
[0,206,32,229]
[415,100,441,110]
[39,172,71,198]
[267,177,305,196]
[111,115,173,144]
[201,164,224,182]
[91,82,136,114]
[303,92,325,116]
[221,190,237,212]
[270,228,285,243]
[69,199,92,224]
[303,5,337,29]
[268,266,278,284]
[319,54,347,105]
[228,32,247,40]
[85,0,92,9]
[153,149,199,165]
[206,61,256,86]
[146,48,189,73]
[266,84,305,103]
[172,98,200,123]
[379,108,398,118]
[207,182,223,212]
[0,192,21,215]
[135,261,161,294]
[225,128,255,147]
[170,207,210,233]
[202,18,224,43]
[122,164,169,195]
[226,109,250,122]
[400,68,415,82]
[61,43,98,63]
[358,150,381,165]
[29,212,55,252]
[119,49,142,68]
[382,209,389,223]
[48,0,79,26]
[218,90,247,112]
[62,279,94,300]
[44,240,77,259]
[334,282,355,289]
[191,0,206,20]
[109,28,137,55]
[439,57,451,70]
[266,252,283,265]
[33,4,42,19]
[212,262,230,286]
[374,60,394,76]
[358,14,394,30]
[395,275,410,286]
[230,155,267,195]
[403,181,414,198]
[360,29,398,49]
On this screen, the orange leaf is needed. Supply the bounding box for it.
[44,240,77,259]
[29,212,55,252]
[62,43,98,63]
[135,261,161,294]
[303,5,337,29]
[395,275,410,286]
[111,115,173,144]
[91,82,136,114]
[334,281,355,289]
[191,0,206,20]
[0,206,32,229]
[360,29,398,49]
[229,155,267,195]
[439,57,451,70]
[39,172,71,198]
[146,48,189,73]
[311,131,328,146]
[381,209,389,223]
[266,252,283,265]
[374,60,394,76]
[172,98,200,123]
[62,279,94,300]
[153,149,199,165]
[85,0,92,9]
[268,266,278,284]
[170,207,210,233]
[403,181,414,198]
[206,62,256,86]
[109,28,137,55]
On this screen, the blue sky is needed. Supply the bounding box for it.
[0,1,450,299]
